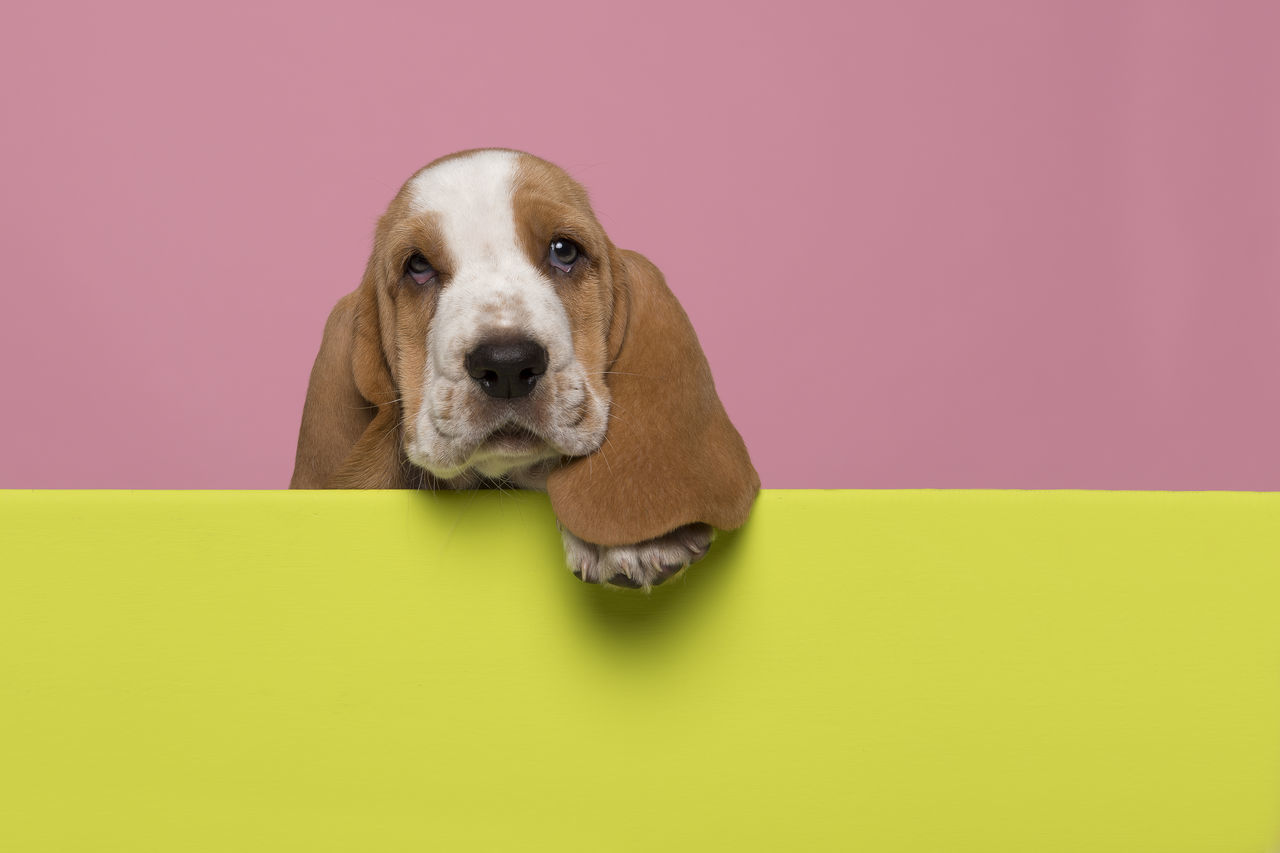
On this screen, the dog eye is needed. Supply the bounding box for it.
[549,238,580,272]
[406,253,436,285]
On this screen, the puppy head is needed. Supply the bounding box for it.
[307,148,758,544]
[362,149,615,486]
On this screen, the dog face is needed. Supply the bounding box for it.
[292,149,759,586]
[376,151,614,485]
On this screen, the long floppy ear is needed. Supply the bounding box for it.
[546,249,759,546]
[290,270,409,489]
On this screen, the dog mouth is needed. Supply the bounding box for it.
[480,423,547,453]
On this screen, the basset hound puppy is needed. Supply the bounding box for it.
[291,149,758,588]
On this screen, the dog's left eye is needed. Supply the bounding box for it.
[549,238,580,272]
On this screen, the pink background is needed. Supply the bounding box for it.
[2,1,1278,489]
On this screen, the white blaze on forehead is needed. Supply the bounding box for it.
[407,150,522,261]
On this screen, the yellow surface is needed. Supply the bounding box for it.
[2,489,1279,852]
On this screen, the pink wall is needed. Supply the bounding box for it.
[2,1,1277,490]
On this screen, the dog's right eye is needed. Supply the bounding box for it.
[406,253,436,285]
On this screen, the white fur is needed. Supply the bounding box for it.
[560,524,714,590]
[402,151,609,483]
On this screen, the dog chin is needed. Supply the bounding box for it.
[409,425,563,484]
[468,429,560,477]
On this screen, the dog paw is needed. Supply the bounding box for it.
[561,523,714,589]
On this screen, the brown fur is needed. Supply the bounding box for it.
[290,150,759,546]
[547,250,759,545]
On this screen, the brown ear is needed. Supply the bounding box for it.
[546,250,759,546]
[290,273,409,489]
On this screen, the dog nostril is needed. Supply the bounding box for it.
[465,337,548,399]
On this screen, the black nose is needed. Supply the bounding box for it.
[464,337,548,399]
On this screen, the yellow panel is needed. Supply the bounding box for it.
[2,490,1278,852]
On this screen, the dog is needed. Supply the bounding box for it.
[290,149,758,588]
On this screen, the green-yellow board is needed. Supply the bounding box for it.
[2,490,1278,851]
